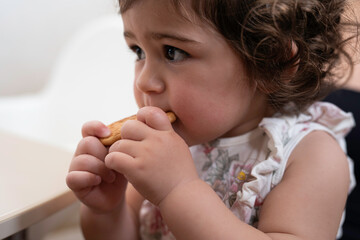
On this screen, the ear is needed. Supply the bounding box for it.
[284,41,300,77]
[255,41,300,95]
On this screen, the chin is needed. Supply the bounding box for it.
[172,124,194,146]
[177,130,208,147]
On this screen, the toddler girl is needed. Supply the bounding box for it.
[66,0,359,239]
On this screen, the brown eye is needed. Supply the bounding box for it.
[164,45,189,62]
[130,46,145,60]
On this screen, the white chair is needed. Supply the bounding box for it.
[0,15,137,152]
[0,0,118,95]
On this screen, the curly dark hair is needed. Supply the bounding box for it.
[118,0,359,114]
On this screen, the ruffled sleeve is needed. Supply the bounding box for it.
[259,101,355,186]
[304,102,355,139]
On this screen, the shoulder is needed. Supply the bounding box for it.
[257,130,350,239]
[285,130,350,194]
[287,130,349,180]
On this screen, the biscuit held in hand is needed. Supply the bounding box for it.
[100,112,176,146]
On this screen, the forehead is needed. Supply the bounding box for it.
[120,0,219,39]
[120,0,206,26]
[119,0,188,14]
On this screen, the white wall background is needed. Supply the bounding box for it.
[0,0,119,96]
[0,0,138,151]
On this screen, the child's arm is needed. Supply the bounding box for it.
[158,130,349,240]
[80,184,144,240]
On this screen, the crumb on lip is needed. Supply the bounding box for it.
[167,111,177,123]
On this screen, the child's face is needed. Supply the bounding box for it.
[122,0,270,146]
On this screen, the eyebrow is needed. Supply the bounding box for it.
[123,31,200,44]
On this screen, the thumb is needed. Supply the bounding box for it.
[136,107,174,131]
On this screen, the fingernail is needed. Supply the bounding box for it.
[95,175,102,185]
[101,127,111,137]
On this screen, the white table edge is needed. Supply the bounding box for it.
[0,189,77,239]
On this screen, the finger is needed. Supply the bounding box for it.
[69,154,116,183]
[82,120,111,138]
[75,136,108,160]
[105,151,137,176]
[108,139,140,158]
[137,107,173,131]
[120,119,150,141]
[66,171,101,192]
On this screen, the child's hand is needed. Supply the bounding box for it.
[66,121,128,213]
[105,107,199,206]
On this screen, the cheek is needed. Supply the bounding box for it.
[170,88,232,144]
[169,77,257,145]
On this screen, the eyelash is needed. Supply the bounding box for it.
[130,46,145,61]
[129,45,190,62]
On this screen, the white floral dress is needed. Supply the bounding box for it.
[139,102,355,240]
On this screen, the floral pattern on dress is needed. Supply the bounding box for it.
[140,201,175,240]
[198,143,265,225]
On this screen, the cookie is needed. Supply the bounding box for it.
[100,111,176,146]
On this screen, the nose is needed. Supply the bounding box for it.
[135,60,165,94]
